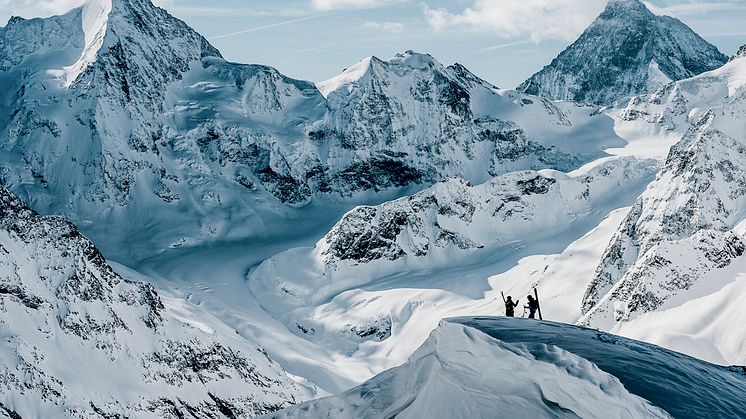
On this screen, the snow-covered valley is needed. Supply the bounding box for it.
[2,0,746,417]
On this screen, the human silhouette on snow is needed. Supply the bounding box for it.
[526,295,540,319]
[504,296,519,317]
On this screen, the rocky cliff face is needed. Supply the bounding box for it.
[0,187,310,417]
[517,0,727,105]
[582,52,746,327]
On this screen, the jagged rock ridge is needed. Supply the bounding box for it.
[582,51,746,332]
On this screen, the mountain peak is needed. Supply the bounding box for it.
[65,0,113,83]
[316,56,376,97]
[390,50,440,69]
[517,0,727,105]
[604,0,649,11]
[316,51,444,97]
[64,0,220,84]
[597,0,655,24]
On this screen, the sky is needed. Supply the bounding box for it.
[2,0,746,88]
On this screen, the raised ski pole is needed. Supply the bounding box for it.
[534,288,543,320]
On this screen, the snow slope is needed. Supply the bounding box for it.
[270,318,746,418]
[456,317,746,418]
[518,0,727,105]
[0,187,314,418]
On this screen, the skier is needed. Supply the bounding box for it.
[504,296,519,317]
[526,295,540,319]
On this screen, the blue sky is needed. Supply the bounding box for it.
[3,0,746,88]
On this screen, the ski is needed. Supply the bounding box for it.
[534,288,543,320]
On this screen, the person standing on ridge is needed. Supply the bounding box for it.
[504,296,519,317]
[526,295,540,319]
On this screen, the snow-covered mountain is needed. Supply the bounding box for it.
[0,0,623,260]
[246,156,657,370]
[3,0,746,416]
[580,47,746,365]
[268,318,746,418]
[0,187,313,418]
[517,0,727,105]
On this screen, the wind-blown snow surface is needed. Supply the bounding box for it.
[454,318,746,418]
[270,319,746,418]
[518,0,727,105]
[0,187,314,418]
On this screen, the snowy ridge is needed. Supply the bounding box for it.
[64,0,112,83]
[579,54,746,364]
[268,321,673,419]
[518,0,727,105]
[0,187,312,418]
[316,56,374,97]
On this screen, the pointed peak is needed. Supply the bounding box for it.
[63,0,113,84]
[387,50,446,72]
[604,0,648,11]
[316,56,376,97]
[316,51,443,97]
[597,0,653,20]
[448,62,498,90]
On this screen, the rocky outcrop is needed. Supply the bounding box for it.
[731,44,746,61]
[581,112,746,327]
[318,158,656,269]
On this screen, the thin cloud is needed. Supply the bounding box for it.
[424,0,607,42]
[364,21,405,34]
[646,1,746,16]
[471,40,535,53]
[0,0,84,19]
[210,14,327,40]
